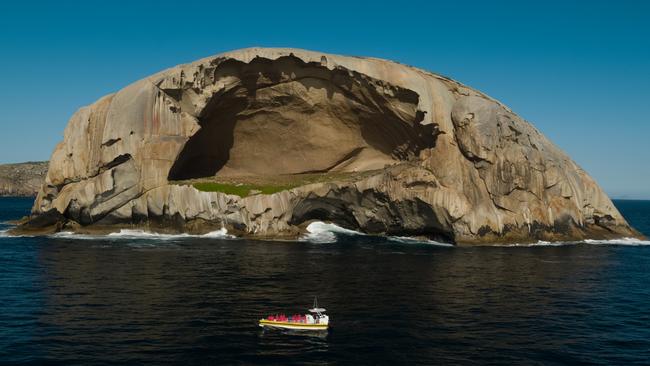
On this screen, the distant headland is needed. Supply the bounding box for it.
[0,161,48,197]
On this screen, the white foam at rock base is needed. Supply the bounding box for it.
[50,228,234,240]
[583,237,650,246]
[496,240,568,247]
[494,237,650,247]
[197,228,232,238]
[0,229,36,238]
[302,221,365,243]
[302,222,454,246]
[387,236,453,247]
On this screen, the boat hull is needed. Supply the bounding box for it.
[259,319,328,330]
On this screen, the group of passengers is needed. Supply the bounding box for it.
[266,314,308,323]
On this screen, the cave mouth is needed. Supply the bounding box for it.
[168,55,438,181]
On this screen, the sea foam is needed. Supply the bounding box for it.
[493,237,650,247]
[387,236,453,247]
[302,222,454,246]
[583,237,650,246]
[0,229,36,239]
[497,241,570,247]
[302,221,365,243]
[50,228,234,240]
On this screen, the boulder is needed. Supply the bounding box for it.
[25,48,640,244]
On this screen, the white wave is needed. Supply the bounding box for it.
[498,241,569,247]
[493,237,650,247]
[301,222,455,246]
[107,229,193,239]
[302,221,365,243]
[50,228,234,240]
[197,228,232,238]
[583,237,650,246]
[387,236,453,247]
[0,229,36,238]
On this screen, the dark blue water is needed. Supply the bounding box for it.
[1,197,649,365]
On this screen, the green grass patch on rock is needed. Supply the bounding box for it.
[192,182,296,197]
[173,169,385,198]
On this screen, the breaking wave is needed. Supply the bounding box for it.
[301,221,453,246]
[50,228,234,240]
[302,222,365,243]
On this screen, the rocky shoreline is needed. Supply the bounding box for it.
[15,163,641,245]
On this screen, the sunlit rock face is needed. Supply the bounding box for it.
[26,48,640,244]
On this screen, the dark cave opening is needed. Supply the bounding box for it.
[168,56,438,181]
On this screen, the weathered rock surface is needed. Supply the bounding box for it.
[0,161,48,197]
[22,48,641,244]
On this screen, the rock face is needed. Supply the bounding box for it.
[26,48,640,243]
[0,162,48,197]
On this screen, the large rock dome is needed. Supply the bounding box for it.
[27,47,640,244]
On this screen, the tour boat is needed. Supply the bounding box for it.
[259,298,329,330]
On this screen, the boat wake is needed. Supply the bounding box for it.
[50,228,234,241]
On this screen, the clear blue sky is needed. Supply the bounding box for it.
[0,0,648,198]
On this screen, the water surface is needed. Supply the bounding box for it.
[1,197,649,365]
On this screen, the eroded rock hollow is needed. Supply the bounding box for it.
[168,56,434,180]
[25,48,641,244]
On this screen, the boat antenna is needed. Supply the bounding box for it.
[313,296,318,309]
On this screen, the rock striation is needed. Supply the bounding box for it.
[22,48,640,244]
[0,161,48,197]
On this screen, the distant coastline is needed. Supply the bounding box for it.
[610,196,650,201]
[0,161,48,197]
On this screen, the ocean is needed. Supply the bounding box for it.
[1,197,649,365]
